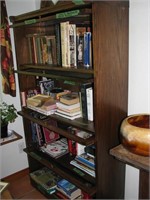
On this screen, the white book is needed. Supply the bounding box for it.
[76,130,92,156]
[86,87,93,121]
[57,109,81,117]
[55,112,81,120]
[69,24,77,68]
[56,102,80,110]
[60,21,70,67]
[27,104,56,116]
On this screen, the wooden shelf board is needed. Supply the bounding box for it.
[0,131,22,146]
[110,144,150,172]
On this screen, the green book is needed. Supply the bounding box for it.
[30,167,61,194]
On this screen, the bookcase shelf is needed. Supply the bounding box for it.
[24,147,96,196]
[17,64,94,74]
[11,1,129,199]
[18,109,95,145]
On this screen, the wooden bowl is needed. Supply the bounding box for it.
[120,114,150,156]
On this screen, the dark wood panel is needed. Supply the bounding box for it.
[92,1,129,198]
[139,170,150,199]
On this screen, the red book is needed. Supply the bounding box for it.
[42,127,60,144]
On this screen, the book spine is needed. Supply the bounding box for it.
[41,36,48,64]
[86,87,93,121]
[76,34,84,67]
[76,156,95,168]
[76,27,86,68]
[20,91,27,107]
[30,121,38,144]
[69,24,77,68]
[35,124,45,146]
[55,24,62,66]
[76,142,85,156]
[46,36,53,64]
[38,36,44,64]
[60,21,70,68]
[27,36,32,63]
[67,126,77,156]
[84,32,91,68]
[51,37,57,65]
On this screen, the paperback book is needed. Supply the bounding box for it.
[30,167,61,194]
[75,153,95,169]
[57,179,81,199]
[40,138,69,159]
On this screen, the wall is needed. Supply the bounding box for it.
[0,0,149,198]
[125,0,150,199]
[0,0,40,179]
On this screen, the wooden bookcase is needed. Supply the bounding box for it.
[10,1,129,199]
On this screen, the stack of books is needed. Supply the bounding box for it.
[55,92,82,120]
[70,152,95,177]
[30,167,61,195]
[55,179,82,199]
[26,94,57,115]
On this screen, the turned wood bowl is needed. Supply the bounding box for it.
[120,114,150,156]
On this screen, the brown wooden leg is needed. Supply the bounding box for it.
[139,170,150,199]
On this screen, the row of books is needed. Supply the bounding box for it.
[67,126,93,156]
[30,167,91,199]
[30,118,94,159]
[24,85,93,121]
[27,34,57,65]
[30,119,59,146]
[26,22,92,68]
[21,75,94,120]
[60,21,92,68]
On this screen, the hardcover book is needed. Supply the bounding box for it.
[42,127,60,144]
[55,24,62,66]
[35,124,45,146]
[60,92,79,105]
[27,94,57,115]
[60,21,70,67]
[27,104,56,116]
[26,94,52,107]
[76,27,86,67]
[80,82,92,120]
[84,32,92,68]
[69,24,77,68]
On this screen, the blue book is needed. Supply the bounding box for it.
[57,179,78,196]
[75,153,95,168]
[84,32,91,68]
